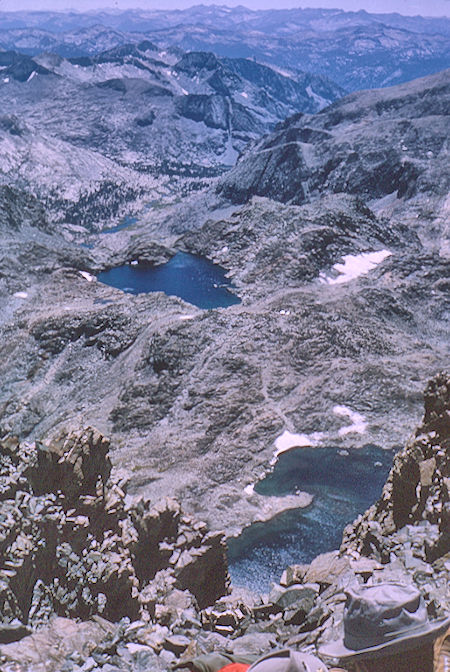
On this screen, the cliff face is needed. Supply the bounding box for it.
[216,68,450,208]
[341,372,450,561]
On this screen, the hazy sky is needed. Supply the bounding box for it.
[0,0,449,16]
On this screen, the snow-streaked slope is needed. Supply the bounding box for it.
[0,44,344,227]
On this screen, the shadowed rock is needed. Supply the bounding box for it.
[0,427,229,632]
[217,69,450,206]
[341,372,450,561]
[28,427,112,502]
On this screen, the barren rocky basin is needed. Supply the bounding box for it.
[0,9,449,667]
[1,71,449,548]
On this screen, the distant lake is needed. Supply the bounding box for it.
[97,252,241,309]
[100,214,138,235]
[228,444,394,592]
[100,199,162,235]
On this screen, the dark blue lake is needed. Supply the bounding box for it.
[97,252,241,309]
[228,445,394,592]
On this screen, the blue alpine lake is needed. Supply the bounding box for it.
[97,252,241,309]
[228,445,394,592]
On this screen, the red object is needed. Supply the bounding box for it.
[218,665,251,672]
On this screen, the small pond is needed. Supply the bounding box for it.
[101,214,138,235]
[97,252,241,309]
[228,445,394,593]
[100,199,161,235]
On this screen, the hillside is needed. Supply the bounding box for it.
[0,70,448,537]
[0,43,343,229]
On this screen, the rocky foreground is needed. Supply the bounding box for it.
[0,373,448,671]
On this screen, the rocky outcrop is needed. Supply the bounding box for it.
[0,617,116,672]
[28,427,112,501]
[0,377,449,671]
[341,372,450,562]
[0,427,229,630]
[217,69,450,206]
[0,426,233,671]
[175,94,230,131]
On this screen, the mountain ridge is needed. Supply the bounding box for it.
[0,42,343,228]
[1,6,449,91]
[1,6,449,36]
[216,68,450,225]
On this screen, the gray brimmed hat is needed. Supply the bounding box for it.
[320,583,450,661]
[247,649,328,672]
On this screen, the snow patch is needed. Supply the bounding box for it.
[320,250,392,285]
[27,71,37,82]
[306,84,329,109]
[179,314,195,321]
[333,405,367,436]
[240,91,248,99]
[3,77,10,83]
[272,430,325,465]
[13,291,28,299]
[380,68,402,86]
[130,260,138,266]
[181,88,188,95]
[244,483,255,496]
[221,136,239,166]
[79,271,95,283]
